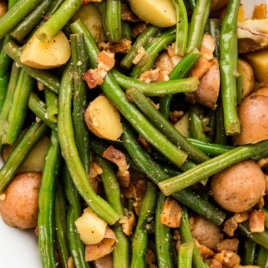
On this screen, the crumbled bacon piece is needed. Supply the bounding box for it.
[189,57,212,79]
[83,68,105,89]
[249,210,265,233]
[139,68,161,83]
[132,47,146,65]
[169,110,184,123]
[217,239,239,252]
[131,22,147,38]
[121,3,140,22]
[145,248,157,268]
[223,212,249,236]
[98,39,132,54]
[200,34,216,61]
[155,51,173,75]
[119,210,136,236]
[138,134,152,152]
[88,162,102,193]
[214,250,241,268]
[209,258,223,268]
[194,239,215,259]
[97,50,115,71]
[102,145,130,187]
[160,197,182,228]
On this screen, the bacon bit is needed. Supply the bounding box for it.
[158,70,170,82]
[102,145,130,187]
[166,43,183,66]
[92,254,113,268]
[88,162,102,193]
[194,239,215,259]
[97,51,115,71]
[83,68,106,89]
[82,0,102,4]
[200,34,216,61]
[189,57,212,79]
[169,110,184,123]
[67,257,75,268]
[132,47,146,65]
[131,22,147,38]
[98,39,132,54]
[155,51,174,75]
[145,248,157,268]
[214,250,241,268]
[119,211,136,236]
[121,3,140,22]
[139,68,161,83]
[138,134,152,152]
[233,211,250,223]
[217,239,239,252]
[209,258,223,268]
[121,182,136,198]
[85,227,118,262]
[249,210,265,233]
[160,197,182,228]
[257,157,268,168]
[223,212,249,236]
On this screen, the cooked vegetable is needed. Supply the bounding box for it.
[129,0,176,28]
[0,172,41,229]
[84,94,123,141]
[210,160,266,213]
[20,31,71,69]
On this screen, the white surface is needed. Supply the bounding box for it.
[0,157,42,267]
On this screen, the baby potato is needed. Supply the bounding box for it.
[20,31,71,69]
[129,0,176,28]
[84,95,123,141]
[0,172,42,229]
[210,160,266,213]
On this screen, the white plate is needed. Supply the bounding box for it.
[0,0,267,266]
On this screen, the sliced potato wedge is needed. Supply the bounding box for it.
[84,95,123,141]
[20,31,71,69]
[129,0,176,28]
[174,112,190,137]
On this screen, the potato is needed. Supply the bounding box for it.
[84,95,123,141]
[2,135,50,174]
[232,94,268,145]
[20,31,71,69]
[129,0,176,28]
[210,0,228,12]
[174,112,190,137]
[191,216,221,250]
[0,172,41,229]
[75,207,107,245]
[237,58,255,99]
[72,3,105,43]
[243,48,268,86]
[210,160,266,213]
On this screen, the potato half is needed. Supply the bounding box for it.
[20,31,71,69]
[129,0,176,28]
[84,95,123,141]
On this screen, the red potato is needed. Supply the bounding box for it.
[0,172,42,229]
[210,160,266,213]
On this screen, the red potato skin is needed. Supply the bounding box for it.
[210,160,266,213]
[0,172,42,229]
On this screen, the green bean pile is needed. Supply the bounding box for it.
[1,0,268,267]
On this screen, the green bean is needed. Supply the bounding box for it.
[172,0,188,56]
[208,19,220,61]
[57,63,119,224]
[131,27,176,78]
[256,246,268,267]
[236,74,243,105]
[4,69,35,145]
[70,33,90,173]
[112,68,199,96]
[105,0,122,42]
[187,0,196,11]
[125,87,210,164]
[62,166,89,268]
[120,25,159,69]
[239,222,268,250]
[95,157,129,268]
[44,88,58,122]
[186,138,234,157]
[54,182,70,268]
[36,0,82,42]
[260,208,268,230]
[122,21,132,41]
[242,237,257,265]
[0,62,20,150]
[130,181,157,268]
[4,41,60,94]
[189,105,209,143]
[9,0,53,42]
[219,0,240,135]
[122,122,226,225]
[28,93,58,131]
[0,120,48,193]
[178,241,194,268]
[158,139,268,195]
[186,0,212,52]
[0,0,43,39]
[179,205,209,268]
[155,192,174,268]
[71,20,188,168]
[159,48,201,118]
[38,130,61,268]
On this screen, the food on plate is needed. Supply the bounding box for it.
[1,0,268,267]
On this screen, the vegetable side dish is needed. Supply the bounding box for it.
[0,0,268,267]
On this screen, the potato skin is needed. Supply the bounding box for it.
[0,172,42,229]
[210,160,266,213]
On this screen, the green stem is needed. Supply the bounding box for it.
[178,241,194,268]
